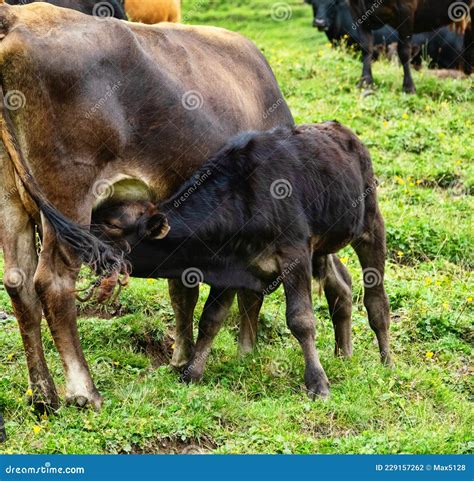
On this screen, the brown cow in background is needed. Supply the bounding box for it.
[125,0,181,23]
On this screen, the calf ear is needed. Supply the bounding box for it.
[146,213,170,239]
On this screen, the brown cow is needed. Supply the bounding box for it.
[0,1,295,410]
[125,0,180,23]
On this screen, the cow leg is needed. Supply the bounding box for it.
[237,289,263,355]
[281,250,330,399]
[463,10,474,75]
[324,255,353,358]
[351,208,392,365]
[397,21,416,93]
[358,27,374,87]
[2,218,60,410]
[168,279,199,368]
[0,155,59,410]
[34,222,102,409]
[181,287,235,383]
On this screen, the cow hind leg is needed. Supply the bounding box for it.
[168,280,199,368]
[237,289,263,355]
[0,187,59,410]
[316,255,353,358]
[351,208,392,366]
[181,287,235,383]
[34,224,102,409]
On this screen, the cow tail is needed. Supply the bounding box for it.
[0,84,127,277]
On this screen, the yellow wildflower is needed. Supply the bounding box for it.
[425,351,434,359]
[33,426,42,434]
[340,256,349,264]
[26,388,33,397]
[402,112,409,120]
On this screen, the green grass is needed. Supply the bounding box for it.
[0,0,473,454]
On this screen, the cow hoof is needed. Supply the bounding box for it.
[402,85,416,94]
[27,387,60,414]
[66,391,103,410]
[357,78,374,89]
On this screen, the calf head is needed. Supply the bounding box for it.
[91,200,170,250]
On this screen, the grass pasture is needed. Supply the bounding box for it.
[0,0,472,454]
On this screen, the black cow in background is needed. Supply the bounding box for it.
[348,0,473,92]
[6,0,126,18]
[306,0,464,69]
[307,0,398,55]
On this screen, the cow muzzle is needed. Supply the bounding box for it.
[313,18,328,31]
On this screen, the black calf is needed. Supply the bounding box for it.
[92,122,391,398]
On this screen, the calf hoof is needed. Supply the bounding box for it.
[65,390,103,410]
[305,372,330,400]
[381,351,394,368]
[402,84,416,94]
[180,364,203,385]
[170,343,194,369]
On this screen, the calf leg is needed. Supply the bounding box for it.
[34,222,102,408]
[168,279,199,368]
[237,289,263,355]
[351,208,392,365]
[323,255,353,358]
[281,250,330,398]
[181,287,235,383]
[0,155,59,410]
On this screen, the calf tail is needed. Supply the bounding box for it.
[0,85,126,276]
